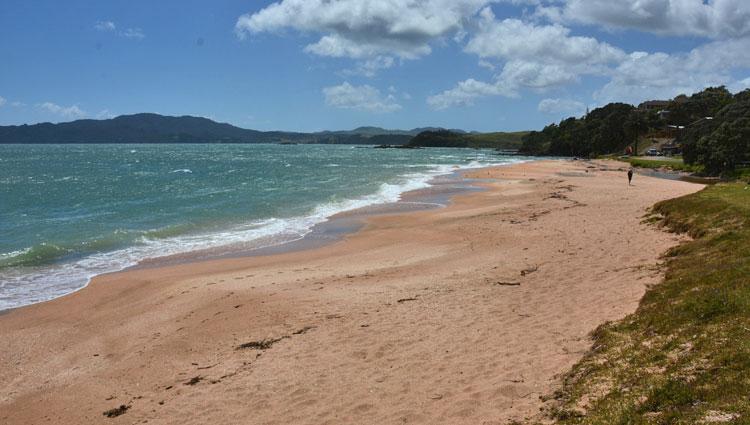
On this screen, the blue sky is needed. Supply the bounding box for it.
[1,0,749,132]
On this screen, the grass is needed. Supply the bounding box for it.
[545,182,750,424]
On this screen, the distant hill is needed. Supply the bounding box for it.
[408,130,528,149]
[0,113,519,147]
[0,114,419,144]
[0,113,284,144]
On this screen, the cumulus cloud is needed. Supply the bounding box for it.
[236,0,500,75]
[430,7,625,108]
[538,0,750,39]
[466,10,625,67]
[595,36,750,104]
[323,82,402,113]
[433,4,750,109]
[538,98,586,116]
[235,1,750,109]
[94,21,116,31]
[38,102,86,119]
[427,78,516,109]
[0,96,6,107]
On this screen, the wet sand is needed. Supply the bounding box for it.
[0,160,702,424]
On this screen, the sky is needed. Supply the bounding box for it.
[1,0,750,132]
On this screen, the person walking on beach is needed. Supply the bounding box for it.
[627,168,634,185]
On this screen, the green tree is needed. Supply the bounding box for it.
[624,110,649,155]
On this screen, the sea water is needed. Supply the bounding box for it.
[0,143,527,309]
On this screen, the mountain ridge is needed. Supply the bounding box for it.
[0,113,472,144]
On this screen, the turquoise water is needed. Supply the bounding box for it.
[0,144,527,309]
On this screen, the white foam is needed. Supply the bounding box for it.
[0,157,526,311]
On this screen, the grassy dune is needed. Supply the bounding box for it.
[545,182,750,424]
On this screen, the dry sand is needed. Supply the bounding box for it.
[0,160,702,424]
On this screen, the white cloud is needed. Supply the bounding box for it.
[122,28,145,40]
[428,78,516,109]
[466,10,625,67]
[430,7,625,108]
[323,82,402,113]
[38,102,87,119]
[94,20,145,40]
[478,59,496,71]
[538,98,586,116]
[233,0,750,110]
[94,21,116,31]
[539,0,750,39]
[595,36,750,104]
[342,56,396,77]
[433,4,750,109]
[236,0,497,75]
[0,96,6,107]
[730,77,750,93]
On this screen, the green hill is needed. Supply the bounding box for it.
[407,130,528,149]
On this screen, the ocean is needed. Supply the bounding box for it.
[0,143,527,310]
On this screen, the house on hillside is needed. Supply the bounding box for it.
[638,100,672,119]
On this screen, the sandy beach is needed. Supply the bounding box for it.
[0,160,702,424]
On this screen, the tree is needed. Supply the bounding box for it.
[624,110,649,155]
[682,93,750,175]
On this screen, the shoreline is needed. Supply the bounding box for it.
[0,158,520,313]
[0,160,702,424]
[131,166,490,270]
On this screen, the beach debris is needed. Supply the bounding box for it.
[429,393,444,400]
[236,336,287,350]
[292,326,315,335]
[397,297,418,303]
[529,210,551,221]
[521,265,539,276]
[197,363,218,370]
[102,405,130,418]
[495,281,521,286]
[184,376,203,386]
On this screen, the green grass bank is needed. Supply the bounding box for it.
[545,182,750,424]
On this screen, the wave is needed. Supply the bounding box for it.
[0,244,71,268]
[0,157,523,310]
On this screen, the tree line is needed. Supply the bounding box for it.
[519,86,750,176]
